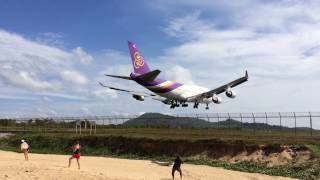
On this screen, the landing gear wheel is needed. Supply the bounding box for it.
[193,102,199,109]
[182,104,188,107]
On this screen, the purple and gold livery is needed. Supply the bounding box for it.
[128,41,150,75]
[128,41,183,94]
[100,41,248,109]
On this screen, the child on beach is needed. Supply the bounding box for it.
[68,141,81,169]
[20,139,29,161]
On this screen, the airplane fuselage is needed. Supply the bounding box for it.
[131,73,211,104]
[158,84,212,104]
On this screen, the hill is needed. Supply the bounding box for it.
[124,113,312,131]
[123,113,212,128]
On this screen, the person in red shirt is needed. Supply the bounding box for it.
[68,141,81,169]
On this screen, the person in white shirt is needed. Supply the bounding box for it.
[20,139,29,161]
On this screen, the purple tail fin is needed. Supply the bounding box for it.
[128,41,151,75]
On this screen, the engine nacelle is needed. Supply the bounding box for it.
[226,89,236,98]
[132,94,145,101]
[212,94,222,104]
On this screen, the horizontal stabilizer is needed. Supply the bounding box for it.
[136,69,161,83]
[105,74,132,80]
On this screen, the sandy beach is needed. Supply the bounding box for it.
[0,150,298,180]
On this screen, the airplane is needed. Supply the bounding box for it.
[99,41,248,110]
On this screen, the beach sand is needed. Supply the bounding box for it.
[0,150,298,180]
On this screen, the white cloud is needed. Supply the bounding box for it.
[34,107,58,117]
[0,94,36,100]
[39,92,89,101]
[93,89,118,99]
[0,69,53,90]
[61,70,88,85]
[164,65,194,85]
[0,29,93,101]
[0,30,67,91]
[72,47,93,64]
[35,32,65,47]
[152,1,320,114]
[161,10,320,80]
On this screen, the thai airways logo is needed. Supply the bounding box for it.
[133,52,144,69]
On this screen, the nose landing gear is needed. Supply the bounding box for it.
[193,102,199,109]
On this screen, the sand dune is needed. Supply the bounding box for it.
[0,150,298,180]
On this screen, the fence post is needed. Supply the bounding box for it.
[240,113,243,131]
[293,112,297,139]
[95,122,97,134]
[252,113,256,135]
[309,112,313,137]
[90,122,92,135]
[265,112,268,132]
[228,113,231,129]
[279,112,282,135]
[206,114,210,135]
[217,113,220,128]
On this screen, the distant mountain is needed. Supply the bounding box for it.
[123,113,212,128]
[123,113,313,131]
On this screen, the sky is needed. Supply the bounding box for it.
[0,0,320,118]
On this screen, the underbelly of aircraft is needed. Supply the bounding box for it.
[154,85,209,103]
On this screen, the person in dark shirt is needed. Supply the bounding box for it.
[172,155,183,180]
[68,141,81,169]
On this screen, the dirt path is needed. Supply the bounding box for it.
[0,150,298,180]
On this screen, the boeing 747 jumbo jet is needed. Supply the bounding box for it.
[99,41,248,110]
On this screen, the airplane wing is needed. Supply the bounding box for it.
[188,71,248,99]
[98,82,156,97]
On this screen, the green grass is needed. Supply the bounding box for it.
[307,144,320,157]
[186,159,320,180]
[1,133,320,179]
[2,126,319,145]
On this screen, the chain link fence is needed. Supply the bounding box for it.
[1,112,320,140]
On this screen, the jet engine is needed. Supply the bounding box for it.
[212,94,222,104]
[226,89,236,98]
[132,94,145,101]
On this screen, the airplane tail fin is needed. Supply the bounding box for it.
[128,41,151,75]
[135,69,161,82]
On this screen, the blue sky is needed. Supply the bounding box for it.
[0,0,320,118]
[0,0,176,53]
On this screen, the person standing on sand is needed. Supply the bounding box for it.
[20,139,29,161]
[68,141,81,169]
[172,155,183,180]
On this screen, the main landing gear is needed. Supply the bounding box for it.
[170,104,179,109]
[193,102,209,110]
[170,100,188,109]
[181,103,188,107]
[170,101,210,110]
[193,102,199,109]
